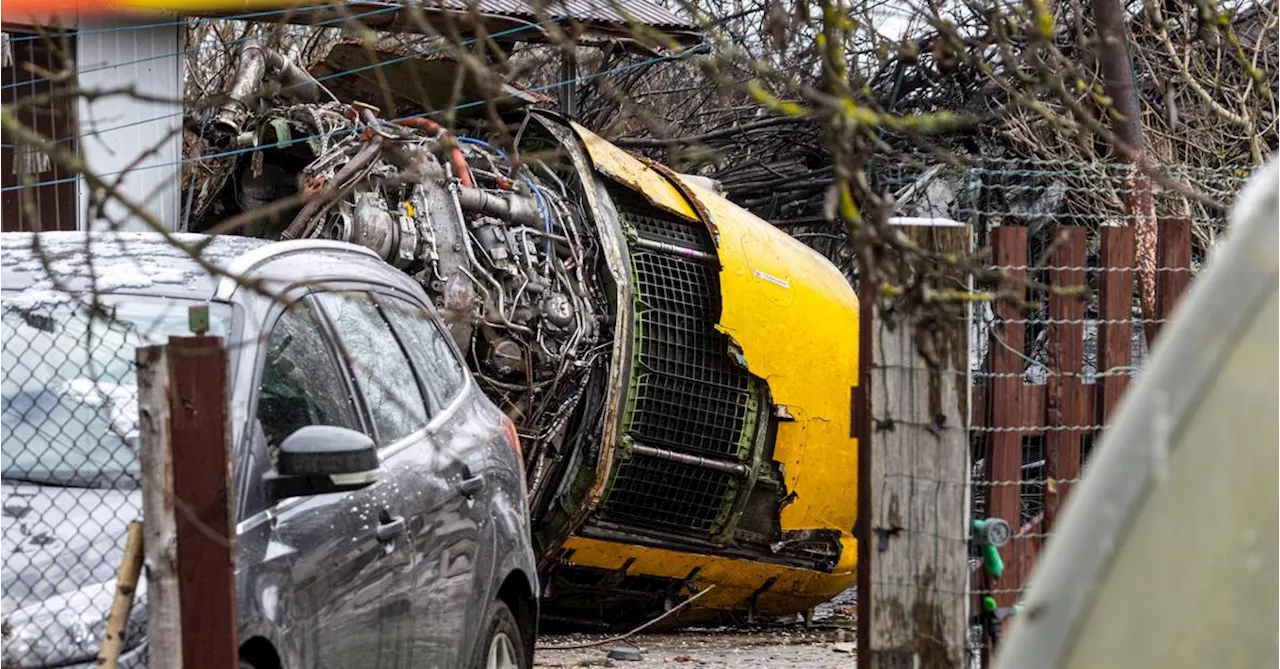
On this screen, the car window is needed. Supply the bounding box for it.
[256,300,362,464]
[315,292,428,445]
[1,295,232,489]
[379,297,467,408]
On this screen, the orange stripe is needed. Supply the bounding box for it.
[2,0,306,17]
[4,0,138,17]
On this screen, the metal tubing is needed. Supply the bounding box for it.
[630,443,749,476]
[632,237,716,262]
[213,40,322,136]
[212,43,268,136]
[395,116,475,188]
[280,137,383,240]
[456,186,541,226]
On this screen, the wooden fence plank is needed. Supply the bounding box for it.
[1043,228,1086,533]
[167,336,238,669]
[987,226,1027,608]
[1098,227,1135,424]
[975,385,1093,435]
[1156,217,1192,336]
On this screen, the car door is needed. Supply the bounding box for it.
[242,295,414,669]
[311,290,448,668]
[377,294,491,665]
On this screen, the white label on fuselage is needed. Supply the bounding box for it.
[753,269,791,289]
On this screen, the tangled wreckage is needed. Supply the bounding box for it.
[190,41,861,627]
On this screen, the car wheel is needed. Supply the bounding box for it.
[472,600,527,669]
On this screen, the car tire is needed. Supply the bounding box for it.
[470,600,528,669]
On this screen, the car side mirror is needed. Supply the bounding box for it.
[265,425,380,501]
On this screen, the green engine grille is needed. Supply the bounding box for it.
[631,254,755,457]
[598,190,763,537]
[606,455,737,533]
[624,208,713,252]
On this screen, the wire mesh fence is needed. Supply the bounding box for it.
[1,295,155,668]
[842,156,1258,667]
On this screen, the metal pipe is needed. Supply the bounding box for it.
[524,226,571,244]
[631,237,716,262]
[262,49,324,104]
[447,183,533,336]
[280,137,383,240]
[630,444,749,476]
[395,116,475,188]
[212,42,268,136]
[456,187,540,225]
[213,40,324,137]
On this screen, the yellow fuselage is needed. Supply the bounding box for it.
[540,121,860,621]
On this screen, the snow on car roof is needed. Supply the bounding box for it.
[1,232,270,302]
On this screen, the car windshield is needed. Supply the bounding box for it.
[1,293,232,489]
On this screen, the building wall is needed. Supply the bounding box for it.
[76,20,184,232]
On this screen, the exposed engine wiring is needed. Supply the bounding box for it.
[225,108,603,473]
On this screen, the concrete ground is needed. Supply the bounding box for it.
[533,628,856,668]
[534,588,857,668]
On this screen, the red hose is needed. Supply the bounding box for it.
[395,116,475,188]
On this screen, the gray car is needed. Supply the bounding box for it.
[1,231,538,669]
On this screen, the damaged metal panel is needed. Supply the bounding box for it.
[556,118,861,621]
[569,122,700,223]
[310,43,547,117]
[559,536,856,616]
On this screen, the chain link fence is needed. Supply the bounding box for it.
[1,293,155,668]
[0,230,246,667]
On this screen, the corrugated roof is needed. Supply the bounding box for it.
[203,0,704,49]
[428,0,699,30]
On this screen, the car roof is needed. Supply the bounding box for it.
[1,232,271,301]
[0,231,421,306]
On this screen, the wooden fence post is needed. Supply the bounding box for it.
[1097,227,1135,424]
[859,221,971,669]
[987,226,1028,607]
[136,336,237,669]
[1155,218,1192,336]
[167,336,239,669]
[137,345,183,669]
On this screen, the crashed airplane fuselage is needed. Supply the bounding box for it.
[193,44,861,627]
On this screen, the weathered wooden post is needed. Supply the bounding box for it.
[138,344,183,668]
[857,218,972,669]
[136,330,238,669]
